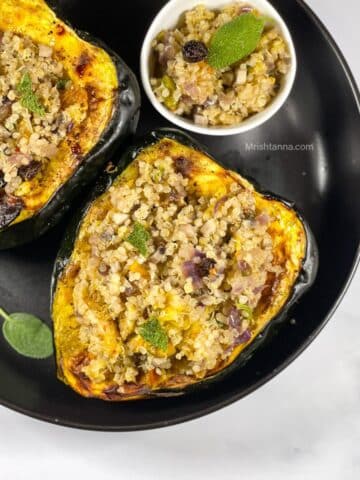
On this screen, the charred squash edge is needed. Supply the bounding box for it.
[0,0,140,250]
[51,128,318,401]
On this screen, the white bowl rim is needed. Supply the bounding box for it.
[140,0,297,136]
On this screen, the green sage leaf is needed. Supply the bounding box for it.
[139,317,168,351]
[126,222,151,256]
[0,308,53,359]
[17,72,46,116]
[208,13,265,70]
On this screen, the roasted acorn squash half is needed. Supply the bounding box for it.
[51,129,318,401]
[0,0,140,249]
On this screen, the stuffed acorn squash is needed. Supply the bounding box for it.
[0,0,140,249]
[52,129,317,401]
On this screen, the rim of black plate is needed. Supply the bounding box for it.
[0,0,359,431]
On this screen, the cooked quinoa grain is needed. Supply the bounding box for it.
[0,31,71,196]
[68,144,282,389]
[150,3,291,127]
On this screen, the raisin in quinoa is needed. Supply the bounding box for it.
[150,3,291,127]
[69,148,282,389]
[0,31,71,197]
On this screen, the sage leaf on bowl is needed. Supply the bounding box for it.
[0,307,53,359]
[208,13,266,70]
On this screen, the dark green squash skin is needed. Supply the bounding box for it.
[51,128,319,400]
[0,11,141,250]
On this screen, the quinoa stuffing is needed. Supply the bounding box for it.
[150,3,291,127]
[0,30,78,231]
[0,31,72,198]
[66,141,283,390]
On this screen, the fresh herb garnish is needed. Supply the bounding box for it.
[139,317,168,351]
[126,222,151,256]
[236,303,254,321]
[17,72,46,116]
[208,13,265,70]
[161,75,177,110]
[0,307,53,359]
[152,166,165,183]
[56,78,69,90]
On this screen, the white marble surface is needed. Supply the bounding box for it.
[0,1,359,479]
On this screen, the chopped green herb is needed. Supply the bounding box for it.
[126,222,151,256]
[213,313,227,329]
[152,166,165,183]
[139,317,168,351]
[162,75,176,92]
[208,13,265,70]
[56,78,69,90]
[161,75,178,110]
[236,303,254,321]
[0,307,53,359]
[17,72,46,116]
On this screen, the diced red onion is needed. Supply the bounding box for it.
[234,329,251,346]
[229,306,241,329]
[228,306,252,346]
[182,261,202,287]
[225,329,251,354]
[159,45,176,66]
[194,249,206,260]
[256,213,270,226]
[238,259,252,275]
[182,250,216,286]
[184,82,200,100]
[253,285,265,295]
[240,6,253,13]
[231,279,246,295]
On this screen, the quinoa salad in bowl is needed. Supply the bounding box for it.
[141,0,296,135]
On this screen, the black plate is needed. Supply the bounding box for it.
[0,0,359,430]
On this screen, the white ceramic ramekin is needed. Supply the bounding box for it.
[140,0,297,136]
